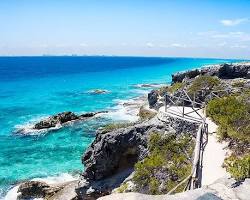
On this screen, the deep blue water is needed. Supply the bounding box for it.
[0,56,240,197]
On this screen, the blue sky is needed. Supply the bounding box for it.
[0,0,250,58]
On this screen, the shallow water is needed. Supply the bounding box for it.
[0,56,239,197]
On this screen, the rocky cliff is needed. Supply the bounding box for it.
[75,116,199,199]
[172,62,250,83]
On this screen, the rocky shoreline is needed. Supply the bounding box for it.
[9,62,250,200]
[15,111,108,135]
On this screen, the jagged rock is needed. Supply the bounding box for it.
[33,111,107,130]
[88,89,109,94]
[148,90,159,108]
[172,62,250,83]
[34,112,79,129]
[17,181,63,199]
[97,178,250,200]
[76,117,198,199]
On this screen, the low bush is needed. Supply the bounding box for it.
[206,96,250,142]
[224,154,250,181]
[100,122,133,133]
[158,86,169,96]
[167,82,185,94]
[133,132,194,194]
[188,75,220,95]
[116,182,129,193]
[138,106,157,120]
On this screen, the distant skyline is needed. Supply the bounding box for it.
[0,0,250,59]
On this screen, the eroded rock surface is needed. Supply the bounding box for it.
[75,117,199,199]
[98,178,250,200]
[17,181,63,199]
[172,62,250,83]
[148,90,159,108]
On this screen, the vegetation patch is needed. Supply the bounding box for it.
[224,154,250,181]
[133,132,194,194]
[206,90,250,181]
[138,106,157,120]
[158,86,169,96]
[232,79,246,88]
[116,182,129,193]
[188,75,220,95]
[167,82,185,94]
[100,122,134,134]
[206,95,250,143]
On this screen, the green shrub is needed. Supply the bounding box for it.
[133,132,194,194]
[232,79,246,88]
[116,182,129,193]
[158,86,169,96]
[206,96,250,142]
[100,122,133,133]
[224,154,250,181]
[167,82,185,94]
[188,75,220,95]
[138,106,157,120]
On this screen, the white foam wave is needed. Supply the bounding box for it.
[4,173,77,200]
[104,96,147,122]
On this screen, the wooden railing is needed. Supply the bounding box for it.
[164,87,230,194]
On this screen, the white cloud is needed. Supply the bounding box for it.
[170,43,187,48]
[197,31,250,41]
[217,42,227,47]
[80,43,88,47]
[230,44,248,49]
[146,42,154,48]
[220,18,248,26]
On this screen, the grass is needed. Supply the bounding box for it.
[116,182,129,193]
[206,95,250,143]
[138,106,157,120]
[167,82,185,94]
[224,154,250,181]
[100,122,134,133]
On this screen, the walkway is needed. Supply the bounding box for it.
[158,106,229,187]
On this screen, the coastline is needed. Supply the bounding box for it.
[3,85,159,199]
[3,60,250,200]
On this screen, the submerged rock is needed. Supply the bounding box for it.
[88,89,110,95]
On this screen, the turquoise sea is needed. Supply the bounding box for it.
[0,56,240,198]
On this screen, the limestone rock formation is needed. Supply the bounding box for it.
[17,181,63,199]
[172,62,250,83]
[148,90,159,108]
[34,112,79,129]
[75,117,199,199]
[98,178,250,200]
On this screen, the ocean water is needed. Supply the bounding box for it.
[0,56,239,198]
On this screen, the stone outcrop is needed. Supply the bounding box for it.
[148,90,159,108]
[17,181,63,199]
[16,180,78,200]
[172,62,250,83]
[88,89,110,94]
[97,178,250,200]
[34,112,79,129]
[75,116,199,199]
[33,111,107,130]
